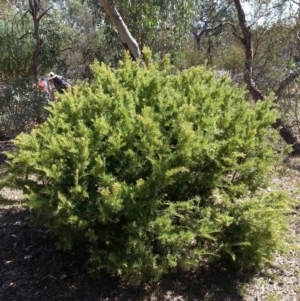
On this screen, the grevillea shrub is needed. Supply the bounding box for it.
[3,51,291,284]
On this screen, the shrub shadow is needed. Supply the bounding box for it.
[0,140,250,301]
[0,205,252,301]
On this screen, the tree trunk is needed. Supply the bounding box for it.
[99,0,141,60]
[28,0,52,79]
[233,0,300,154]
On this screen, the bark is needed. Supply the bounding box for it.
[233,0,300,154]
[99,0,141,60]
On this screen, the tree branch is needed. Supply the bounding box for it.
[193,21,239,50]
[275,69,300,99]
[18,32,34,40]
[38,5,53,22]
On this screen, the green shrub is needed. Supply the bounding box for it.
[0,77,50,137]
[3,51,291,284]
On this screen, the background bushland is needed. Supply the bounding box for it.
[0,77,50,137]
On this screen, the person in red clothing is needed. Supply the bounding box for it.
[37,77,54,101]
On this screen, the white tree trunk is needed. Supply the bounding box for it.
[99,0,141,60]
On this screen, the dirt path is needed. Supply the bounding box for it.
[1,142,299,301]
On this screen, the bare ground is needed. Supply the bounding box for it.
[0,141,299,301]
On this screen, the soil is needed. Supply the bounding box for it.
[0,140,299,301]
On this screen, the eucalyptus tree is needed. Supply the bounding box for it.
[229,0,300,153]
[26,0,53,78]
[99,0,141,60]
[93,0,201,63]
[113,0,198,55]
[0,0,75,79]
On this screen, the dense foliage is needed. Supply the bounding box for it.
[0,11,34,82]
[3,52,291,284]
[0,77,50,137]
